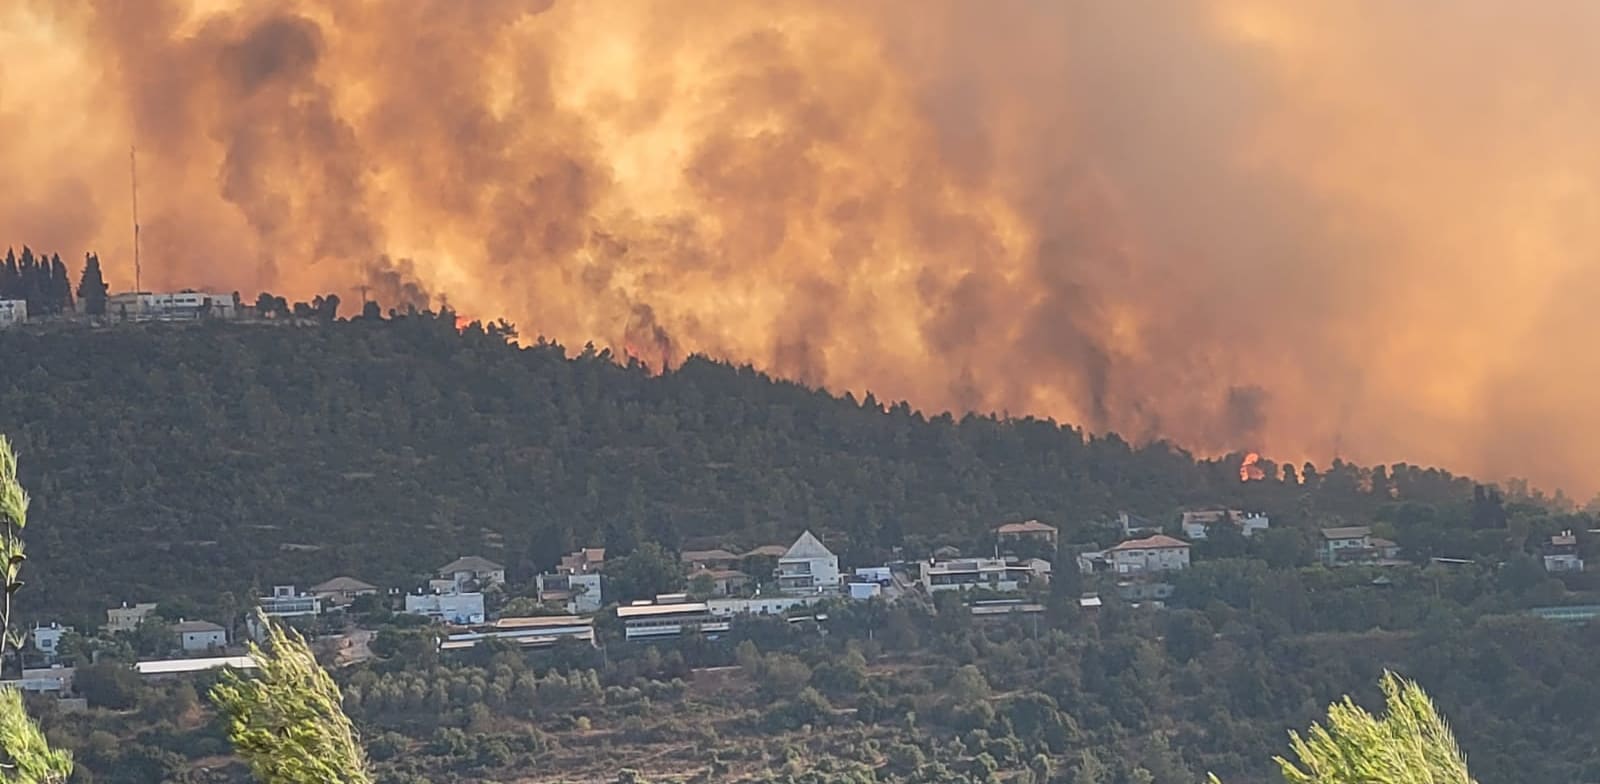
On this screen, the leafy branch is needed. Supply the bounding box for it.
[0,436,71,784]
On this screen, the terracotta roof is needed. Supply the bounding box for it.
[995,519,1057,534]
[743,545,788,558]
[703,569,750,580]
[438,556,504,574]
[1109,534,1190,551]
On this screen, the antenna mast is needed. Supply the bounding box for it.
[130,147,141,293]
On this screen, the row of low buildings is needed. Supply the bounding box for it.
[0,291,242,329]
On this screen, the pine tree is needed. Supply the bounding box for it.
[49,254,72,314]
[1208,672,1474,784]
[76,253,108,316]
[209,612,373,784]
[0,249,16,300]
[0,436,75,783]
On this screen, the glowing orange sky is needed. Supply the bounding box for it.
[5,0,1600,493]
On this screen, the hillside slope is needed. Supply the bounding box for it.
[0,314,1476,620]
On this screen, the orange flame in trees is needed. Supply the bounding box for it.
[1240,452,1265,482]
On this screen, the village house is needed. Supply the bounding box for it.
[559,547,606,573]
[1080,534,1191,575]
[309,577,379,606]
[172,620,227,653]
[437,556,506,592]
[404,591,486,625]
[920,557,1045,594]
[742,544,789,559]
[106,602,158,634]
[536,547,607,614]
[776,531,841,594]
[31,623,69,658]
[535,570,604,614]
[692,568,752,597]
[680,548,741,571]
[1544,531,1585,573]
[994,519,1059,548]
[258,585,322,618]
[1180,510,1270,541]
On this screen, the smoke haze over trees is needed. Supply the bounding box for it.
[7,2,1600,490]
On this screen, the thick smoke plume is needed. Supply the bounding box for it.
[5,1,1600,492]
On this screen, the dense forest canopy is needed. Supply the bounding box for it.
[2,311,1594,619]
[4,314,1600,782]
[0,311,1556,622]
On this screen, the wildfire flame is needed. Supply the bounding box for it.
[1239,452,1265,482]
[12,2,1600,491]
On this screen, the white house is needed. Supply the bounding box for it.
[1181,510,1269,540]
[437,556,506,592]
[173,620,228,652]
[776,531,840,594]
[0,299,26,327]
[1104,534,1191,574]
[993,520,1059,548]
[309,577,379,606]
[107,602,158,633]
[535,571,604,614]
[1320,526,1373,566]
[404,591,485,625]
[31,624,69,658]
[920,557,1047,593]
[1544,531,1584,573]
[259,585,322,618]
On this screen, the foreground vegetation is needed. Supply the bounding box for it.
[1,316,1596,781]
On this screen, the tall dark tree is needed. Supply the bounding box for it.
[0,248,16,299]
[76,253,109,316]
[49,254,74,314]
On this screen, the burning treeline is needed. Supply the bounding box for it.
[6,1,1600,492]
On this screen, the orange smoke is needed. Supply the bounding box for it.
[1239,453,1265,482]
[7,1,1600,492]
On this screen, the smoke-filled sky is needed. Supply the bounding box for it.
[4,0,1600,493]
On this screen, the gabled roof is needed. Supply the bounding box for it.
[171,620,225,634]
[1369,537,1399,548]
[743,545,788,558]
[1319,526,1372,540]
[781,531,835,561]
[438,556,505,574]
[311,576,377,593]
[995,519,1058,535]
[1109,534,1190,551]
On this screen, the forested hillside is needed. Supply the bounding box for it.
[7,314,1600,783]
[0,311,1547,621]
